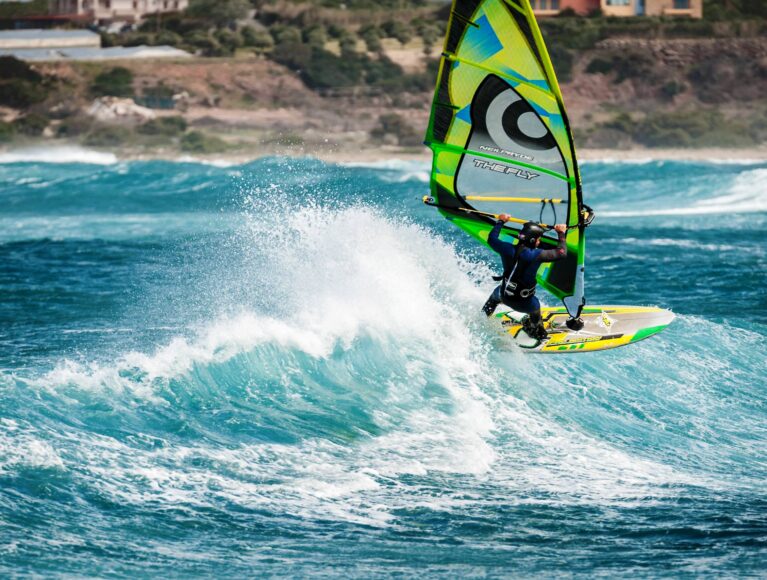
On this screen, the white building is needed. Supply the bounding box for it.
[0,29,100,50]
[48,0,189,25]
[0,28,192,60]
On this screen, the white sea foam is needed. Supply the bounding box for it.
[602,168,767,217]
[582,157,767,166]
[174,155,238,168]
[0,212,237,242]
[14,198,755,529]
[0,419,65,473]
[0,146,117,165]
[338,159,431,182]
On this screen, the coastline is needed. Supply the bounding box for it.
[2,141,767,166]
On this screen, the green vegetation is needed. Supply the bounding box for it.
[370,113,421,146]
[703,0,767,19]
[91,67,134,98]
[585,50,655,84]
[0,0,47,18]
[241,26,275,53]
[13,113,49,136]
[0,121,15,143]
[588,110,763,148]
[83,125,133,147]
[264,133,305,146]
[0,57,49,109]
[137,116,188,137]
[270,41,427,92]
[180,131,228,153]
[186,0,250,27]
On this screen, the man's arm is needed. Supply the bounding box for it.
[537,224,568,262]
[488,216,517,255]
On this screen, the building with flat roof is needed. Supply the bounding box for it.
[601,0,702,18]
[48,0,189,25]
[530,0,599,17]
[529,0,702,17]
[0,28,191,60]
[0,28,99,48]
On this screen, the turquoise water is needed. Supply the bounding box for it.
[1,150,766,576]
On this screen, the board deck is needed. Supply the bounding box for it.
[497,306,675,353]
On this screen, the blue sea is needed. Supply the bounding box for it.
[1,148,765,577]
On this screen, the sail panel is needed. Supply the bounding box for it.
[425,0,586,313]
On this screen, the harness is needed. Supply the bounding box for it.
[499,244,536,300]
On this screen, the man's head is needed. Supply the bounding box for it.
[518,221,546,248]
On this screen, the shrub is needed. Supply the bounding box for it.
[91,67,134,98]
[0,56,41,82]
[382,20,414,45]
[0,121,15,143]
[155,31,183,46]
[547,45,574,83]
[583,50,655,84]
[419,24,441,54]
[326,24,347,39]
[180,130,227,153]
[186,0,250,27]
[137,116,187,137]
[0,79,48,109]
[0,56,48,108]
[303,25,328,47]
[242,26,275,52]
[275,42,362,88]
[371,113,421,146]
[13,113,49,136]
[214,29,243,55]
[659,80,686,101]
[339,35,358,54]
[83,125,132,147]
[122,33,154,47]
[144,83,176,99]
[585,57,613,75]
[56,116,93,138]
[271,25,302,45]
[633,110,757,148]
[183,30,220,54]
[364,34,382,53]
[265,133,304,146]
[604,112,635,134]
[539,18,601,50]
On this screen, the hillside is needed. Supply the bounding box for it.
[1,1,766,155]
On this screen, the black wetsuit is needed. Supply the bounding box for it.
[483,220,567,333]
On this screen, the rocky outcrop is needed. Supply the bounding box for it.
[86,97,156,123]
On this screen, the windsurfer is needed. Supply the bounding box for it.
[482,216,568,341]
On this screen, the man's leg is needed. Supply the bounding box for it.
[519,297,547,340]
[482,286,502,316]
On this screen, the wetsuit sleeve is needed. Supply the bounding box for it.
[487,220,517,256]
[537,231,568,262]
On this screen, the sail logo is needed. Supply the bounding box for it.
[472,159,539,180]
[478,145,534,162]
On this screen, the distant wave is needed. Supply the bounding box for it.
[581,157,767,167]
[0,212,238,243]
[338,159,431,182]
[0,146,118,165]
[602,168,767,217]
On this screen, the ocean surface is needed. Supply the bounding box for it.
[1,148,765,577]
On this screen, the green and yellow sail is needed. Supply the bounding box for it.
[425,0,588,317]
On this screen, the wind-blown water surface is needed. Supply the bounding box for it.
[1,149,765,576]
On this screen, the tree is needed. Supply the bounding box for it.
[91,67,134,98]
[242,26,274,53]
[185,0,250,27]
